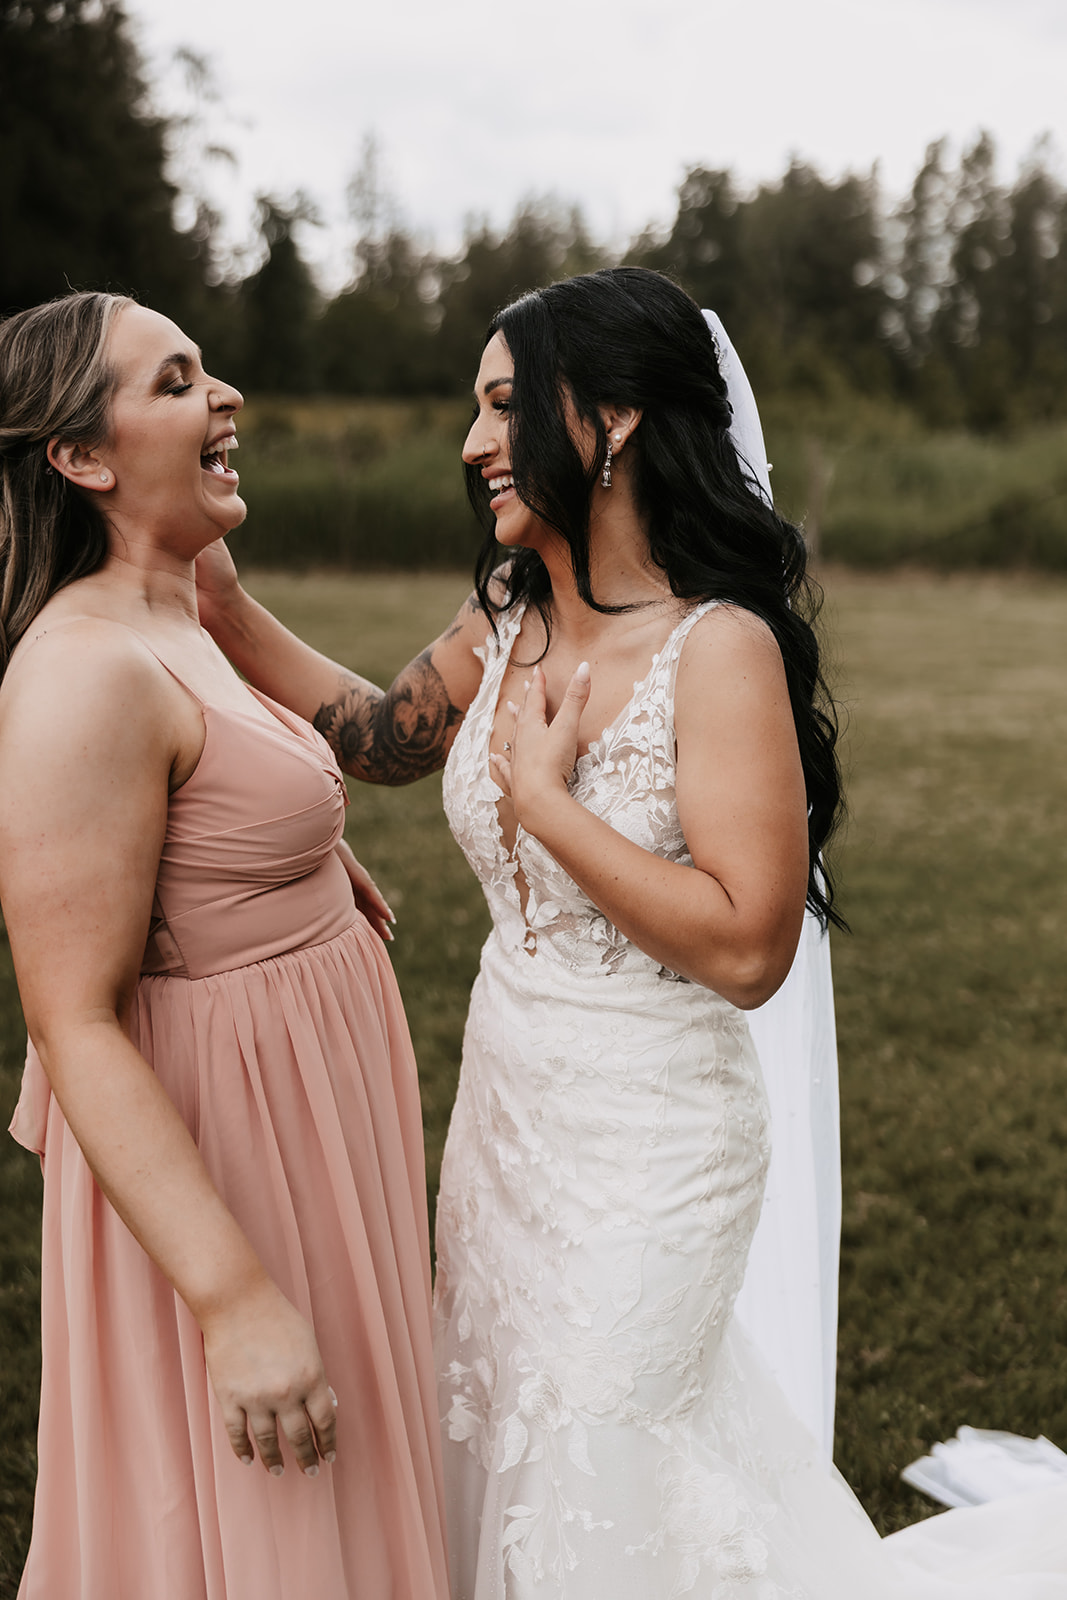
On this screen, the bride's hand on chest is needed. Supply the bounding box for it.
[489,661,592,834]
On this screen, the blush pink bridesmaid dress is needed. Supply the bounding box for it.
[10,652,448,1600]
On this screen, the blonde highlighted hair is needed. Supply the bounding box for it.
[0,291,131,676]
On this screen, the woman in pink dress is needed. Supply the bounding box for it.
[0,292,448,1599]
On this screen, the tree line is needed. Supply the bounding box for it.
[3,0,1066,429]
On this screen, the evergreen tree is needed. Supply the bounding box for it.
[0,0,206,318]
[315,136,443,393]
[319,230,441,393]
[433,199,604,387]
[931,135,1017,426]
[939,135,1007,345]
[631,161,889,397]
[628,169,745,334]
[884,140,963,420]
[891,139,954,357]
[1000,151,1065,415]
[239,195,321,392]
[744,161,888,393]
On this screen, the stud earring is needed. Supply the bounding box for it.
[98,470,110,483]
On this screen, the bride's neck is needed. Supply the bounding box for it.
[537,508,674,639]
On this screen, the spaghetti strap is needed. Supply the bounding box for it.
[118,627,206,706]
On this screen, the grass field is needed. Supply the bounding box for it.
[1,567,1066,1586]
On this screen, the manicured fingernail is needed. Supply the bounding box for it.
[576,660,590,682]
[304,1463,319,1478]
[329,1387,339,1407]
[384,927,394,942]
[240,1454,254,1467]
[325,1450,337,1465]
[270,1464,284,1477]
[386,908,397,924]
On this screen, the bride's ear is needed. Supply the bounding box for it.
[600,406,642,453]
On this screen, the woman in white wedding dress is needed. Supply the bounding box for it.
[198,267,1067,1598]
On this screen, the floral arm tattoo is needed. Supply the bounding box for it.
[312,647,465,785]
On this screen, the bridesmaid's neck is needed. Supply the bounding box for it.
[88,543,202,631]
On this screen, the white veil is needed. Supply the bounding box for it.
[703,310,841,1464]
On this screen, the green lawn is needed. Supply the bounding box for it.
[822,571,1067,1527]
[1,568,1065,1587]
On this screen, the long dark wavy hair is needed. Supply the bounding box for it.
[465,265,845,930]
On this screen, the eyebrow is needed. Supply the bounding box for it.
[152,346,203,380]
[476,376,513,398]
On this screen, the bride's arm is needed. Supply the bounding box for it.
[494,607,810,1009]
[0,632,337,1475]
[196,540,488,784]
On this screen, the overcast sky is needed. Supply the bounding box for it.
[124,0,1067,289]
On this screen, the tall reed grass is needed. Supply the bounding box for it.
[231,397,1067,573]
[232,399,480,570]
[771,420,1067,569]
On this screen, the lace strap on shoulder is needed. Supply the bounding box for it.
[660,601,720,706]
[479,601,526,671]
[646,601,723,736]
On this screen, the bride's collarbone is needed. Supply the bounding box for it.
[503,604,689,733]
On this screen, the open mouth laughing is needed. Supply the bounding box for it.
[488,472,514,509]
[200,433,239,479]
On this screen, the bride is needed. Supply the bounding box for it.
[198,267,1067,1596]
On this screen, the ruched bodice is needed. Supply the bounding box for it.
[142,691,355,979]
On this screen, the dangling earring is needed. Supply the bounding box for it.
[601,432,622,489]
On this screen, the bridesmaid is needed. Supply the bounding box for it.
[0,292,448,1599]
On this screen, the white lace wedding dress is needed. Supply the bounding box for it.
[435,602,1067,1600]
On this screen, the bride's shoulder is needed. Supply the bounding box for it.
[442,567,524,656]
[681,602,780,661]
[486,563,516,611]
[675,604,787,720]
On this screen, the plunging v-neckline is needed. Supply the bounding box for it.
[490,601,700,771]
[483,601,713,949]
